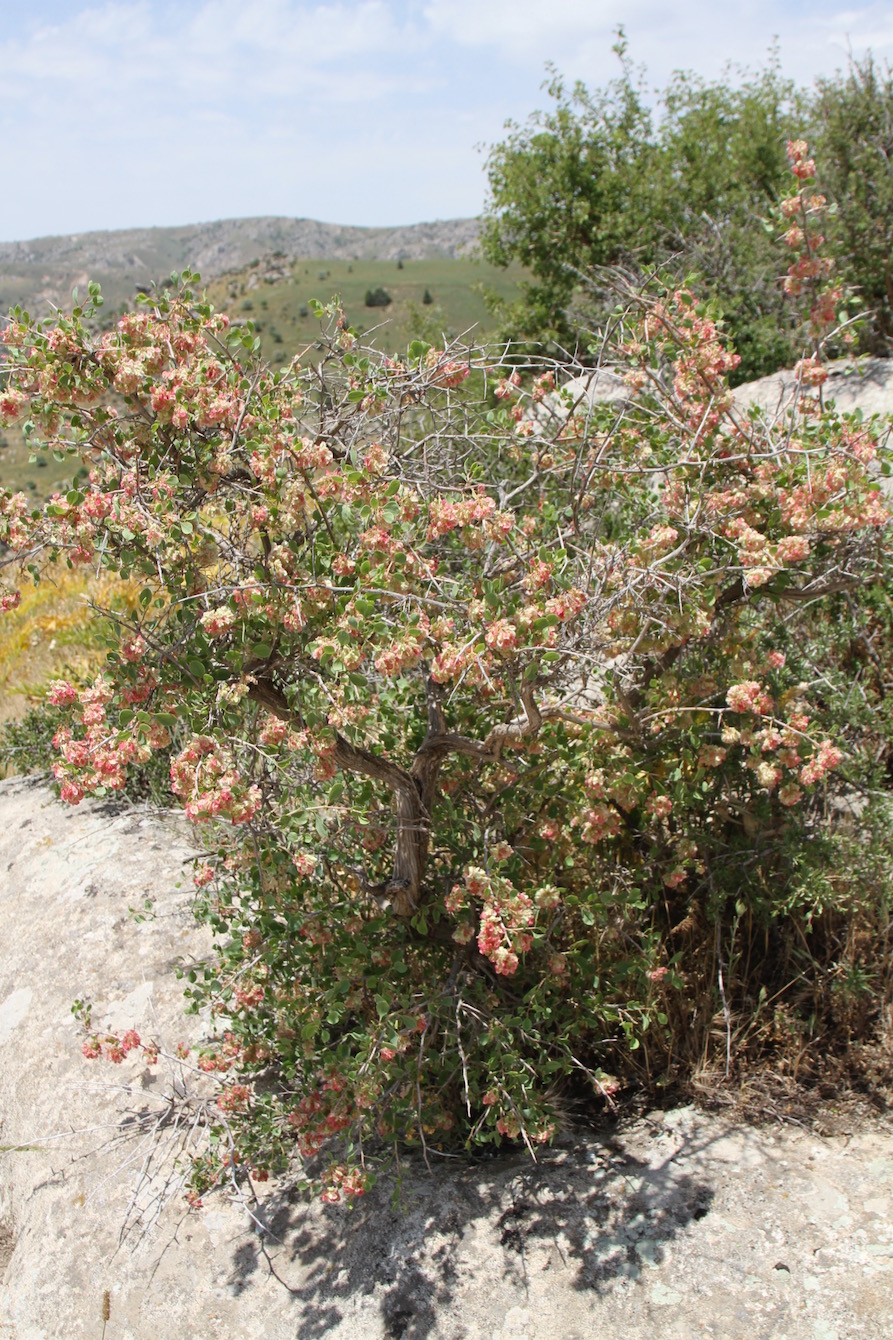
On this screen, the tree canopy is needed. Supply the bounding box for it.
[482,42,893,381]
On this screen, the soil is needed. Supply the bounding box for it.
[0,776,891,1339]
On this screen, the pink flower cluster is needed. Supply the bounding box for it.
[373,622,428,677]
[787,138,816,181]
[430,641,483,685]
[82,1028,142,1064]
[449,865,536,976]
[427,490,512,543]
[579,802,622,844]
[494,370,521,400]
[424,348,470,389]
[660,290,741,434]
[646,794,673,820]
[726,681,773,715]
[287,1075,356,1158]
[0,388,28,424]
[217,1083,252,1114]
[49,676,167,804]
[484,618,518,653]
[800,740,842,786]
[320,1163,370,1203]
[201,606,237,637]
[170,735,261,824]
[544,588,587,622]
[780,140,845,341]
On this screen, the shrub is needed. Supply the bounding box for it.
[1,151,890,1202]
[364,287,392,308]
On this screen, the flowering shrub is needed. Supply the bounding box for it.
[2,154,892,1202]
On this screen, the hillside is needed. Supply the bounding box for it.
[0,214,481,317]
[0,215,526,500]
[207,254,523,367]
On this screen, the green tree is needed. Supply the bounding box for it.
[481,41,658,352]
[811,54,893,351]
[482,44,808,379]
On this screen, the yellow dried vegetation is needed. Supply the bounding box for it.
[0,565,139,723]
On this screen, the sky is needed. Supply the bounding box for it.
[0,0,891,242]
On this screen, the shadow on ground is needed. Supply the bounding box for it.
[225,1122,719,1339]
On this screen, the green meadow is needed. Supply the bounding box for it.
[209,256,524,364]
[0,256,524,499]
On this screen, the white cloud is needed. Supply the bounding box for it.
[1,0,891,239]
[423,0,893,84]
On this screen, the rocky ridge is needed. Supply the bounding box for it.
[0,215,481,316]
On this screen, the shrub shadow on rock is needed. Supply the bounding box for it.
[226,1122,716,1338]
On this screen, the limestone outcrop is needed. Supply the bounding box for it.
[0,777,891,1338]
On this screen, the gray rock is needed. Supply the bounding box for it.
[731,356,893,421]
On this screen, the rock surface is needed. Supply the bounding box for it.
[0,776,891,1338]
[731,356,893,420]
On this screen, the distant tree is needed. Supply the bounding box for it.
[364,287,392,308]
[422,288,434,305]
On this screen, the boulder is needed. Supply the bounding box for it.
[731,356,893,420]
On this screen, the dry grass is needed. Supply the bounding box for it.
[0,565,139,724]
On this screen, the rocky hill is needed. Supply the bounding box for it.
[0,215,481,317]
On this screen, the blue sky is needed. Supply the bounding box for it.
[1,0,891,241]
